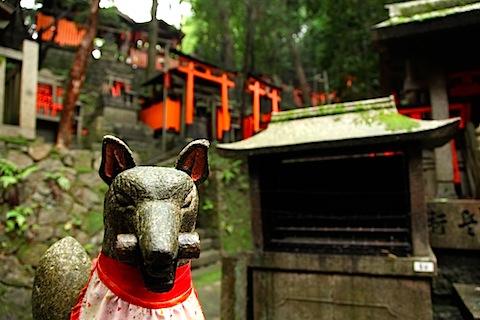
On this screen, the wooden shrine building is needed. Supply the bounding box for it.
[218,96,459,320]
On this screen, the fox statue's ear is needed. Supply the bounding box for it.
[99,135,136,185]
[175,139,210,185]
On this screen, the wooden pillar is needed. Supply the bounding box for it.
[185,62,195,136]
[0,54,5,124]
[221,73,230,141]
[269,89,280,113]
[210,98,217,142]
[428,62,457,198]
[19,40,38,139]
[217,106,223,141]
[252,81,261,133]
[408,145,430,256]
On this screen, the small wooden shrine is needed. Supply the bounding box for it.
[218,95,459,320]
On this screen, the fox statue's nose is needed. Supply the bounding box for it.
[135,201,180,292]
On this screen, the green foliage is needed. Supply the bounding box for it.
[206,151,252,253]
[188,0,398,102]
[192,267,221,287]
[201,199,215,211]
[0,159,37,191]
[219,159,243,185]
[75,167,95,174]
[83,210,103,236]
[0,160,38,235]
[45,172,71,191]
[5,206,33,235]
[98,6,131,30]
[0,136,30,145]
[78,90,100,108]
[83,243,96,255]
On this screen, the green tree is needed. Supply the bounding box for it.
[186,0,400,104]
[309,0,397,101]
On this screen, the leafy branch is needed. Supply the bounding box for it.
[0,159,38,235]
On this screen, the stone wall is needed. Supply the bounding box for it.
[0,138,106,319]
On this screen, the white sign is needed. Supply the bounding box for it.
[413,261,435,273]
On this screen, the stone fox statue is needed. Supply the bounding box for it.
[32,135,209,320]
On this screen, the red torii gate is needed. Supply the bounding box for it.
[244,75,281,138]
[176,55,236,140]
[141,51,236,141]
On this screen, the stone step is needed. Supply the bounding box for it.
[200,237,214,251]
[453,283,480,320]
[192,249,221,269]
[192,260,221,279]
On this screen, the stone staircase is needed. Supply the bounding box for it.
[192,228,221,270]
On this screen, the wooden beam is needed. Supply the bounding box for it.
[185,61,194,125]
[0,46,23,60]
[252,81,261,133]
[177,64,235,87]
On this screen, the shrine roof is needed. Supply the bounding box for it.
[217,95,460,156]
[373,0,480,30]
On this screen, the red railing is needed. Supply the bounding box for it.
[36,84,63,117]
[398,103,471,185]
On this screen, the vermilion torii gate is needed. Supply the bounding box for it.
[244,74,281,139]
[141,51,236,142]
[141,52,283,142]
[176,53,236,141]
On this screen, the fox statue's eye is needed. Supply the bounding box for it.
[115,191,132,207]
[182,189,195,209]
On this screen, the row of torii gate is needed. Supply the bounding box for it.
[35,9,282,143]
[140,49,281,142]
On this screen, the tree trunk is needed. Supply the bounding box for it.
[55,0,100,149]
[288,34,311,106]
[219,1,234,70]
[146,0,158,80]
[240,0,256,136]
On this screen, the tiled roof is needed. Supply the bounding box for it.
[37,12,86,47]
[218,95,459,155]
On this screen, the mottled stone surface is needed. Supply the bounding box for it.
[6,149,34,169]
[70,149,93,169]
[32,237,91,320]
[28,143,52,161]
[428,199,480,250]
